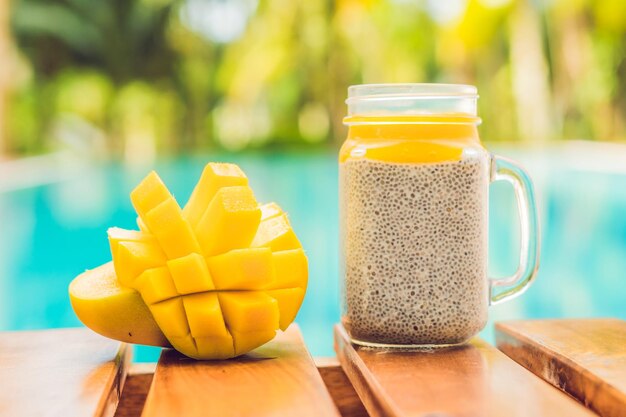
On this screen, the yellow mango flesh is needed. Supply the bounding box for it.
[113,240,166,286]
[231,330,276,356]
[207,248,274,290]
[137,216,148,232]
[218,292,279,332]
[134,267,178,304]
[194,335,235,360]
[145,198,202,259]
[70,162,308,360]
[150,298,190,337]
[167,253,215,294]
[182,293,229,338]
[108,227,155,255]
[268,249,308,290]
[260,202,282,221]
[130,171,171,218]
[183,163,249,229]
[195,185,261,256]
[251,214,302,251]
[267,288,306,331]
[69,262,168,347]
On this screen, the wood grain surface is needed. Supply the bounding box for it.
[334,324,596,417]
[114,364,156,417]
[0,328,129,417]
[496,318,626,417]
[316,357,370,417]
[141,325,340,417]
[116,361,368,417]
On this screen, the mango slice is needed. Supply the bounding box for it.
[150,298,191,338]
[195,335,235,360]
[183,163,248,229]
[231,330,276,356]
[108,227,155,256]
[218,292,279,333]
[251,214,302,251]
[169,334,201,358]
[113,240,165,286]
[195,185,261,256]
[167,253,215,294]
[69,262,168,347]
[130,171,171,219]
[260,202,283,221]
[269,249,308,290]
[267,288,306,331]
[134,267,178,304]
[207,248,273,290]
[69,162,308,360]
[182,293,229,338]
[145,198,202,259]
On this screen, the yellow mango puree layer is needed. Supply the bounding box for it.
[340,115,482,164]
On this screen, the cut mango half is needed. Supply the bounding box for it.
[69,162,308,359]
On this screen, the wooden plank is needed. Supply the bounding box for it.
[0,328,130,417]
[116,361,369,417]
[334,324,596,417]
[142,325,340,417]
[496,318,626,417]
[114,364,156,417]
[316,357,370,417]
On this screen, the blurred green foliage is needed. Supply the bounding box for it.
[4,0,626,157]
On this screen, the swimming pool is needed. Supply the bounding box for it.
[1,142,625,361]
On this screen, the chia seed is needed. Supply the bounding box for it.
[340,156,490,345]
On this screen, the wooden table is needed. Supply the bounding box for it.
[3,320,626,416]
[334,324,595,417]
[496,319,626,417]
[0,328,129,417]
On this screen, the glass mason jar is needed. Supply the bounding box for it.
[339,84,540,348]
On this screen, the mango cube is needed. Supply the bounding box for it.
[207,248,273,290]
[145,198,201,259]
[108,227,152,244]
[149,298,190,338]
[169,334,198,357]
[167,253,215,295]
[251,214,302,251]
[134,267,178,305]
[195,186,261,256]
[182,292,229,338]
[195,335,235,360]
[231,330,276,356]
[260,202,282,221]
[269,249,308,290]
[218,292,279,332]
[107,227,155,260]
[113,240,165,286]
[183,163,248,228]
[130,171,171,219]
[267,288,306,331]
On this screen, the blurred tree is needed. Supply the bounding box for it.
[0,0,12,156]
[4,0,626,158]
[11,0,176,82]
[9,0,178,155]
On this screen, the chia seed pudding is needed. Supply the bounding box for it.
[340,155,490,346]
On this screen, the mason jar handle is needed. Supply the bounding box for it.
[489,155,540,305]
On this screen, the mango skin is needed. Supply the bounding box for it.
[69,262,169,347]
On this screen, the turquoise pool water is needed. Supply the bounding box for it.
[1,145,625,361]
